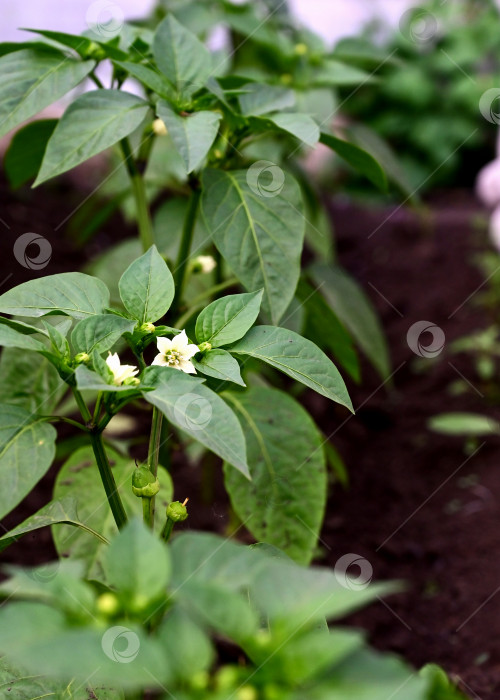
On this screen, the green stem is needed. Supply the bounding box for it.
[89,431,128,530]
[93,392,104,423]
[172,188,201,315]
[120,138,154,252]
[42,415,88,431]
[71,387,92,424]
[160,518,174,542]
[145,407,163,528]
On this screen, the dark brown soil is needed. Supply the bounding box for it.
[1,174,500,697]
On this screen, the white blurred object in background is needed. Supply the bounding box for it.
[476,130,500,251]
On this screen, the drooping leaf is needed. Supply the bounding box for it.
[195,290,263,347]
[229,326,353,410]
[74,365,144,394]
[193,349,245,386]
[0,348,65,413]
[71,314,136,355]
[3,119,57,188]
[0,324,46,351]
[428,413,500,436]
[104,518,170,600]
[153,14,212,94]
[266,112,320,147]
[313,59,375,87]
[158,608,215,681]
[118,245,175,324]
[114,61,173,98]
[35,90,150,185]
[157,102,221,173]
[224,387,327,564]
[309,264,390,381]
[201,169,305,324]
[320,131,387,192]
[0,405,57,520]
[238,83,295,116]
[0,48,93,139]
[142,366,249,477]
[53,446,173,580]
[0,496,108,552]
[0,272,110,319]
[23,28,127,60]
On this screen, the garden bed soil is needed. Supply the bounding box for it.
[1,175,500,698]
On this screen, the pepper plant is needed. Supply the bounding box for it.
[0,6,465,698]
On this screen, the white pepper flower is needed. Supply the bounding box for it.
[106,352,139,386]
[152,330,199,374]
[193,255,217,274]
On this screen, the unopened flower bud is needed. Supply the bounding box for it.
[83,41,107,61]
[132,467,160,497]
[294,42,308,56]
[139,322,156,333]
[96,592,120,616]
[198,342,212,353]
[74,352,90,365]
[237,686,258,700]
[166,500,188,522]
[192,255,217,274]
[153,118,168,136]
[123,376,140,386]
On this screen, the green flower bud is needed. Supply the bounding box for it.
[166,500,188,522]
[132,467,160,498]
[215,665,240,690]
[294,42,308,56]
[237,686,258,700]
[96,592,120,616]
[123,376,140,386]
[83,41,107,61]
[139,322,156,333]
[190,671,209,690]
[74,352,90,365]
[198,341,212,353]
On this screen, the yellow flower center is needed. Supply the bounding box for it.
[165,350,183,367]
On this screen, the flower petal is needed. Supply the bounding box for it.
[157,336,173,354]
[152,353,168,366]
[183,343,199,360]
[106,352,120,373]
[180,360,197,374]
[171,329,189,351]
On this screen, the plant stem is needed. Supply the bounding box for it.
[145,407,163,528]
[89,430,128,530]
[120,138,154,252]
[71,387,92,424]
[93,392,104,423]
[172,188,201,315]
[43,415,88,431]
[160,518,174,542]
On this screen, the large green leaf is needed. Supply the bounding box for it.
[153,14,212,94]
[0,272,110,319]
[0,49,93,139]
[320,131,387,192]
[3,119,57,188]
[0,348,66,413]
[201,169,305,324]
[238,83,295,116]
[223,387,327,564]
[192,349,245,386]
[310,264,390,380]
[428,413,500,436]
[0,405,57,520]
[118,245,175,324]
[142,367,249,477]
[24,28,127,61]
[157,102,221,174]
[53,446,173,581]
[71,314,136,355]
[0,324,46,351]
[158,608,214,681]
[195,290,263,347]
[115,61,173,99]
[267,113,320,147]
[34,90,150,185]
[104,518,170,600]
[0,497,108,553]
[229,326,353,410]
